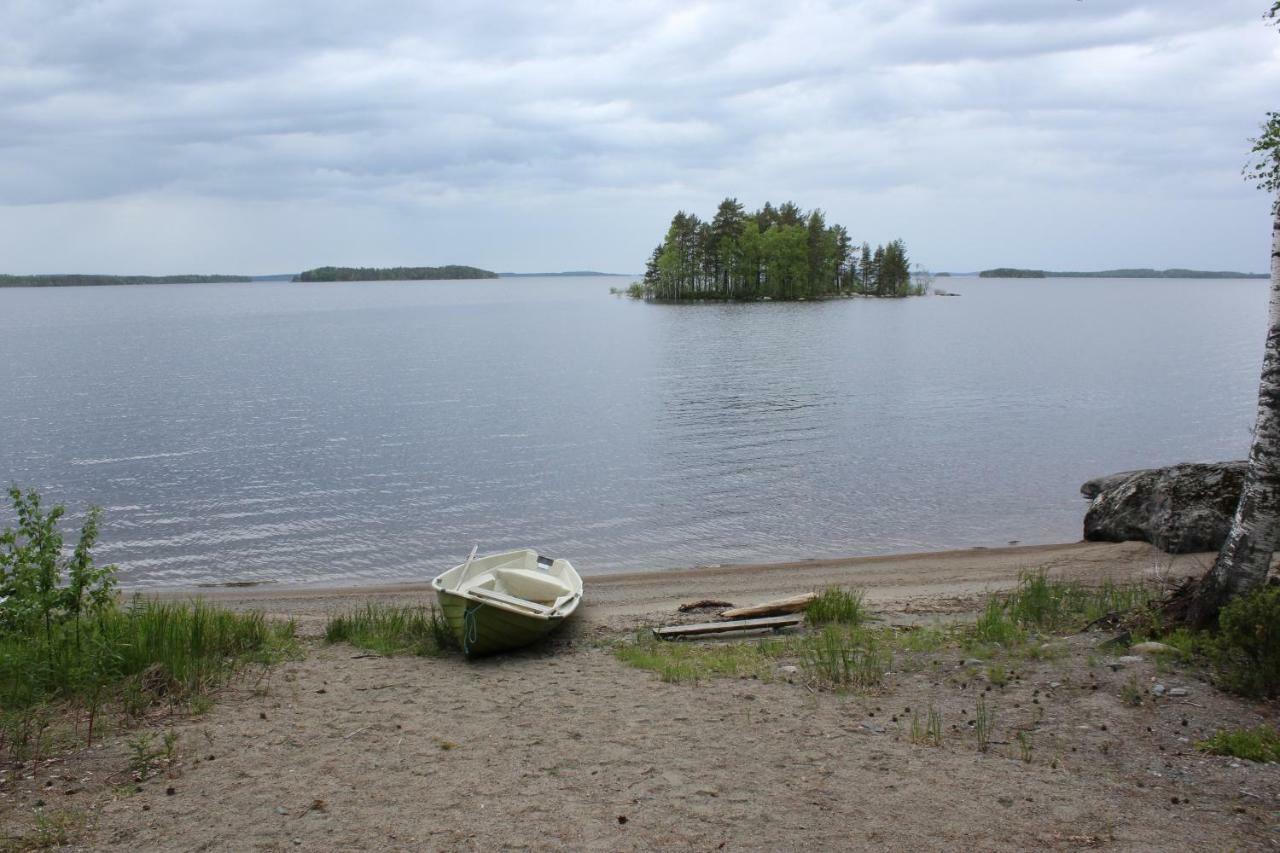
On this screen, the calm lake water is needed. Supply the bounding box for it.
[0,276,1267,587]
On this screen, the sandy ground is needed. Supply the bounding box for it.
[3,541,1278,851]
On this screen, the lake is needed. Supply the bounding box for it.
[0,275,1266,587]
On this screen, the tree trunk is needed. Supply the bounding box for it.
[1188,201,1280,626]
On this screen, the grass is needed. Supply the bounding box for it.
[0,599,296,760]
[1197,725,1280,763]
[1003,572,1155,632]
[805,587,867,626]
[323,604,455,657]
[910,704,943,746]
[0,808,86,851]
[794,626,890,689]
[974,695,993,752]
[614,633,785,683]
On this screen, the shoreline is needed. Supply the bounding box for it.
[157,539,1210,631]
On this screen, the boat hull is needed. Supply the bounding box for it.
[436,589,568,657]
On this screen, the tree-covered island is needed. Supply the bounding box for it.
[630,198,926,301]
[294,265,497,282]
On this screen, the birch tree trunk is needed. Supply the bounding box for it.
[1189,201,1280,625]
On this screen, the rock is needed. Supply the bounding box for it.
[276,806,290,816]
[1168,687,1189,697]
[1116,655,1145,665]
[1130,641,1177,655]
[1081,461,1246,553]
[1151,683,1166,696]
[778,665,799,675]
[962,659,984,667]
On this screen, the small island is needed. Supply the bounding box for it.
[0,274,252,287]
[630,198,925,301]
[979,267,1268,279]
[293,265,497,282]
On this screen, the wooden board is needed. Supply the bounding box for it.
[719,593,817,620]
[653,614,804,639]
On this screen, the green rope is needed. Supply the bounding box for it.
[462,602,482,655]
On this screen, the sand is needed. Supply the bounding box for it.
[3,540,1277,850]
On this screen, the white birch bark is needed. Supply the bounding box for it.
[1198,202,1280,619]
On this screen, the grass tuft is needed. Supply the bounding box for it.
[795,626,890,689]
[806,587,867,626]
[1197,725,1280,763]
[323,604,455,657]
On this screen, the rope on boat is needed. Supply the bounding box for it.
[462,602,482,655]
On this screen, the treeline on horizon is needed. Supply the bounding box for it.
[979,267,1268,279]
[293,265,497,282]
[0,274,251,287]
[633,198,923,302]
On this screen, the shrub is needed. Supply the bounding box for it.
[1214,586,1280,697]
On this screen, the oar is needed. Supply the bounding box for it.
[461,544,478,577]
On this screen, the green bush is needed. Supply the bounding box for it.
[1214,586,1280,697]
[0,488,295,759]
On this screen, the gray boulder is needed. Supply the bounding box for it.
[1081,461,1246,553]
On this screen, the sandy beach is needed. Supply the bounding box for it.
[4,540,1278,850]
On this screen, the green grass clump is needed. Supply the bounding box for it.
[1214,587,1280,698]
[324,604,456,657]
[1004,571,1155,632]
[0,599,295,757]
[972,597,1023,648]
[806,587,867,626]
[1197,725,1280,763]
[614,633,785,683]
[795,626,890,689]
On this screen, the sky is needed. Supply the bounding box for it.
[1,0,1278,275]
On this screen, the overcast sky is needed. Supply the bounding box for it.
[1,0,1277,275]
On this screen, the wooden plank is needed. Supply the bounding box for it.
[720,593,817,620]
[653,614,804,639]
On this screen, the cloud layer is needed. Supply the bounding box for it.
[1,0,1277,273]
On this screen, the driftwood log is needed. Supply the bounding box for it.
[720,593,817,620]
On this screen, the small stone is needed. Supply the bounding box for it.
[1049,682,1061,689]
[1151,684,1166,696]
[1117,655,1144,665]
[276,806,290,815]
[165,787,175,796]
[997,796,1014,807]
[963,659,984,667]
[779,665,799,675]
[1130,641,1175,655]
[1167,687,1189,697]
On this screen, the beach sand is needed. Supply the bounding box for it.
[3,541,1277,850]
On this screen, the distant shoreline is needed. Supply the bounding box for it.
[977,267,1268,279]
[0,274,253,288]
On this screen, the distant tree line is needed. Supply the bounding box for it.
[979,267,1268,279]
[631,198,924,301]
[294,265,497,282]
[0,274,251,287]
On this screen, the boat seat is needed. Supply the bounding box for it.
[494,567,573,603]
[468,587,554,615]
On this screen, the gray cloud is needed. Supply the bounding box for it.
[0,0,1276,273]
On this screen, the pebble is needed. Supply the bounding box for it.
[1130,641,1175,654]
[1151,684,1167,696]
[276,806,290,815]
[1116,655,1144,665]
[1168,687,1189,697]
[778,665,799,675]
[963,659,984,667]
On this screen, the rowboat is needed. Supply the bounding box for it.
[431,548,582,657]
